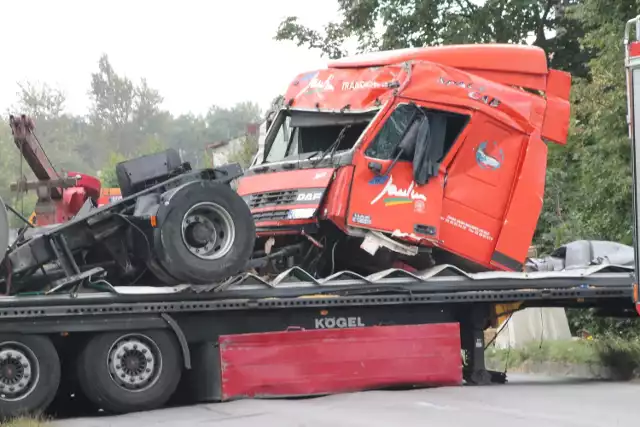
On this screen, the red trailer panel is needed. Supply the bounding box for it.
[219,323,462,400]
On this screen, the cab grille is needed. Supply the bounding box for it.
[247,190,298,208]
[252,210,289,222]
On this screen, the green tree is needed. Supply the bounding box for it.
[534,0,640,252]
[205,102,262,142]
[228,134,259,169]
[0,56,267,225]
[88,54,170,158]
[14,81,66,120]
[89,54,135,130]
[276,0,571,59]
[99,137,168,188]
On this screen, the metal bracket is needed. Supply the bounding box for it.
[161,312,192,370]
[360,230,419,256]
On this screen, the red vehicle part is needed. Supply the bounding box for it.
[238,43,572,274]
[9,115,102,225]
[219,323,462,400]
[238,168,335,235]
[96,187,123,207]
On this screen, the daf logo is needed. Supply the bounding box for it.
[314,316,365,329]
[297,192,322,202]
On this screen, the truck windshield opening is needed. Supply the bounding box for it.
[264,111,375,163]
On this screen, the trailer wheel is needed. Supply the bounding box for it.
[0,335,61,420]
[77,330,181,414]
[153,181,255,284]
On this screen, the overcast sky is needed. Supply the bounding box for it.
[0,0,340,117]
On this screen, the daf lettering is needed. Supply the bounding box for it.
[314,316,365,329]
[297,192,322,202]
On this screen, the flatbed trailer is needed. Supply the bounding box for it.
[0,263,634,418]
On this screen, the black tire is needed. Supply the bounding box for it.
[146,258,181,286]
[76,330,182,414]
[0,334,61,420]
[153,181,255,284]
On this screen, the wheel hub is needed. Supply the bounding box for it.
[0,344,38,401]
[184,218,216,248]
[180,202,236,260]
[108,334,162,392]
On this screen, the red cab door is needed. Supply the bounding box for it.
[346,101,469,243]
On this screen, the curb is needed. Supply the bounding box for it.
[485,359,634,380]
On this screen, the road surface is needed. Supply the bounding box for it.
[53,374,638,427]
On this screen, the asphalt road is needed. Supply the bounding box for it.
[53,374,639,427]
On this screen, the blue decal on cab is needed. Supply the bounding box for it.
[298,71,318,83]
[475,141,504,170]
[368,175,389,185]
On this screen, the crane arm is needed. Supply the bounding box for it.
[9,115,65,199]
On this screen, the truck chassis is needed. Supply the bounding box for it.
[0,263,633,418]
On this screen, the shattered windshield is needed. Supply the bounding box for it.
[263,110,375,164]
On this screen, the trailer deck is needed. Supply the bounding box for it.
[0,264,632,321]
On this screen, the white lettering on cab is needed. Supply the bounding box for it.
[370,176,427,206]
[307,75,335,92]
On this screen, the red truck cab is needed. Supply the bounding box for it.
[237,44,571,277]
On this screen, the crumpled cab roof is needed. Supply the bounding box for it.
[283,43,571,145]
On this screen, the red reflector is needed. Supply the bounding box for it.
[630,42,640,59]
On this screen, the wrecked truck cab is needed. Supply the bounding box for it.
[237,43,571,278]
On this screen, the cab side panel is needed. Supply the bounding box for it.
[439,114,527,268]
[321,165,355,232]
[491,134,547,270]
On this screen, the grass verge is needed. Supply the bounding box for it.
[1,416,49,427]
[486,337,640,380]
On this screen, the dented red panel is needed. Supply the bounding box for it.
[492,134,548,270]
[237,168,335,196]
[238,168,335,233]
[285,66,409,112]
[400,62,545,135]
[219,323,462,400]
[439,199,502,268]
[541,69,572,145]
[321,165,355,231]
[329,45,549,88]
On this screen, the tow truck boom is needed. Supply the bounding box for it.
[9,115,101,225]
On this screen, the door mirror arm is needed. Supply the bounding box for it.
[382,149,405,177]
[366,102,425,178]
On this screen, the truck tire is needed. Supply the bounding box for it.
[146,258,181,286]
[153,181,255,284]
[76,330,182,414]
[0,334,61,420]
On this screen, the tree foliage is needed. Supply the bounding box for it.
[0,54,264,214]
[228,134,260,169]
[276,0,568,59]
